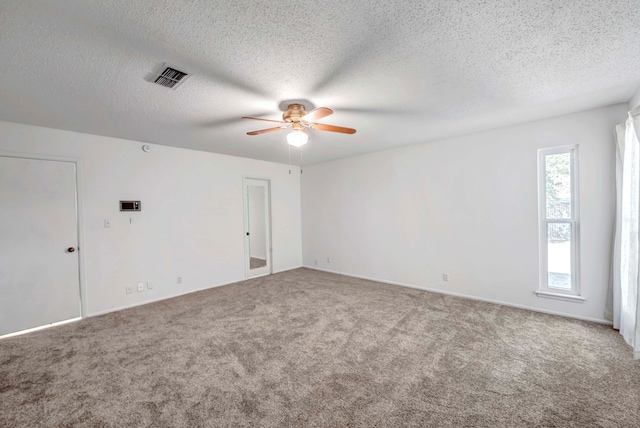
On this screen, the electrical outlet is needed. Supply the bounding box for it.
[327,257,330,263]
[443,274,449,282]
[177,276,182,284]
[314,259,318,266]
[147,281,153,289]
[137,282,145,292]
[125,285,133,294]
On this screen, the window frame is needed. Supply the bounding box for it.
[536,145,584,302]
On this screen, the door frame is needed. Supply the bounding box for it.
[0,150,87,318]
[243,176,272,278]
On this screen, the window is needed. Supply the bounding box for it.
[536,146,583,302]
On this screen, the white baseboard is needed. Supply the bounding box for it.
[88,280,240,318]
[303,265,613,325]
[273,264,303,274]
[88,265,304,318]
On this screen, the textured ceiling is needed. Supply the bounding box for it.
[1,0,639,165]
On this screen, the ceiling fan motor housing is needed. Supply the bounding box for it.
[283,104,307,122]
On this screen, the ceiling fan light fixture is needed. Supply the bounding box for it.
[287,130,308,147]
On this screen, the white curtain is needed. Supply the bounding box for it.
[611,108,640,360]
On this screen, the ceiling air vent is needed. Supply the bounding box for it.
[152,64,189,89]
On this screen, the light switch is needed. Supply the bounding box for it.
[104,219,111,228]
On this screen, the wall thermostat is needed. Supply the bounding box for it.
[120,201,141,211]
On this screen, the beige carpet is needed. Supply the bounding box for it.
[1,268,639,427]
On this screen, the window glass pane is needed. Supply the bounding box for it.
[545,153,572,219]
[547,223,572,289]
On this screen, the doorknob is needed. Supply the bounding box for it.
[67,247,76,253]
[246,232,250,236]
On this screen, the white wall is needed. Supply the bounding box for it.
[0,120,302,316]
[630,85,640,111]
[302,104,627,323]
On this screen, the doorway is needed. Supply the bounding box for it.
[0,156,82,336]
[244,178,271,278]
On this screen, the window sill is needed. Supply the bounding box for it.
[534,290,586,303]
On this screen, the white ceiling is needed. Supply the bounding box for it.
[1,1,639,165]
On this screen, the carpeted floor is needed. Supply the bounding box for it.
[1,268,639,427]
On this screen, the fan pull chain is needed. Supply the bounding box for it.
[288,143,291,174]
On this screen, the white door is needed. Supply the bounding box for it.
[244,178,271,278]
[0,156,81,336]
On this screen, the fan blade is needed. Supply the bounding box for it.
[242,116,286,124]
[247,126,286,135]
[310,123,356,134]
[301,107,333,122]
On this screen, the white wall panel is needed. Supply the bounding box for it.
[0,121,302,316]
[302,105,626,322]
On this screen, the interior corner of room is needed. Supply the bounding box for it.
[1,1,640,425]
[0,101,629,332]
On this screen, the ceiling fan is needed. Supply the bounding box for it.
[242,103,356,147]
